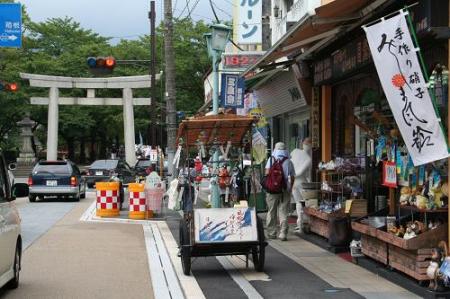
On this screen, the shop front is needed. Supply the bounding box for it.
[305,0,450,288]
[252,68,310,152]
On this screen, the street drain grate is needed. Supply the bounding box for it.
[323,289,342,293]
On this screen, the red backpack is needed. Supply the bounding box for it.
[218,167,230,189]
[263,157,287,194]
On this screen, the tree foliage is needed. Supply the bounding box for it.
[0,3,210,162]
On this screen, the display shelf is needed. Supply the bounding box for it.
[399,205,448,213]
[320,189,351,195]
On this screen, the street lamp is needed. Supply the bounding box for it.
[204,23,231,115]
[204,23,231,209]
[210,23,231,52]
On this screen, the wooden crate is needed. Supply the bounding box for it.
[361,234,388,264]
[377,224,447,250]
[347,199,368,218]
[388,245,432,281]
[304,207,345,239]
[351,221,378,237]
[309,214,330,238]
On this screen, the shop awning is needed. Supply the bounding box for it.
[176,114,256,146]
[242,0,390,77]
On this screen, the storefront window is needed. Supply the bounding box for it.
[354,88,393,157]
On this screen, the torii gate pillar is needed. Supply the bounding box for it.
[122,88,136,166]
[47,87,59,161]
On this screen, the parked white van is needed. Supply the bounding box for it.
[0,151,29,289]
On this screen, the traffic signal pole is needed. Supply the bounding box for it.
[164,0,177,180]
[149,1,157,147]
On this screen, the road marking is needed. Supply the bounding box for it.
[216,256,264,299]
[79,200,96,222]
[143,224,172,299]
[80,197,265,299]
[80,200,198,299]
[156,222,206,299]
[226,256,271,282]
[144,223,187,299]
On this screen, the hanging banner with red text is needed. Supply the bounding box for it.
[363,11,449,166]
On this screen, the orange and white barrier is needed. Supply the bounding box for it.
[128,183,146,220]
[96,182,120,217]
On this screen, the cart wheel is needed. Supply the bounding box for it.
[179,219,191,275]
[252,216,266,272]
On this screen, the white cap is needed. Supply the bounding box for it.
[274,142,286,150]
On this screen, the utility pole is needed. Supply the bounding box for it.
[164,0,177,179]
[149,0,157,147]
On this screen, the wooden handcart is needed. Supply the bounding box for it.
[176,114,267,275]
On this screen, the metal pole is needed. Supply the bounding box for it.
[212,51,219,114]
[164,0,177,180]
[149,0,157,147]
[211,50,221,208]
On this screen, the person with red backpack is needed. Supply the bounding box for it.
[264,142,295,241]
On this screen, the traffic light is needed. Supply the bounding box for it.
[0,81,18,92]
[87,56,116,74]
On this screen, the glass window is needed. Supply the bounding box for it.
[91,160,118,169]
[33,163,71,174]
[0,158,7,202]
[72,164,80,175]
[136,160,152,167]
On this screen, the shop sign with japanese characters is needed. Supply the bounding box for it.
[364,11,449,166]
[311,87,320,149]
[220,73,245,108]
[236,0,262,44]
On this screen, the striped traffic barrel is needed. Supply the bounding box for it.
[96,182,120,217]
[128,183,146,220]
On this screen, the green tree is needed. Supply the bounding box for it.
[0,5,211,162]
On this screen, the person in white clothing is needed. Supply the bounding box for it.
[290,137,312,232]
[265,142,295,241]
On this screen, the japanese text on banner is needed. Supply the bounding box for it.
[221,74,245,108]
[236,0,262,44]
[363,11,449,166]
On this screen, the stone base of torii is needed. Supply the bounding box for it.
[20,73,160,166]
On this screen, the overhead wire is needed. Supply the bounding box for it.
[186,0,201,20]
[212,1,233,18]
[177,0,192,19]
[208,0,244,51]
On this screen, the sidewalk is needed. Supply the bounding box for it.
[6,198,153,299]
[270,225,420,299]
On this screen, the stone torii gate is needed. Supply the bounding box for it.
[20,73,160,166]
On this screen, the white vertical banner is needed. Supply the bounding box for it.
[237,0,262,44]
[363,11,449,166]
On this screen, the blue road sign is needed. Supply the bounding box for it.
[0,3,22,48]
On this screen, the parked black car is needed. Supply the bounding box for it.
[134,158,154,177]
[28,160,86,202]
[85,159,135,188]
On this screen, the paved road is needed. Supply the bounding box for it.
[166,217,363,299]
[15,197,77,249]
[0,191,153,299]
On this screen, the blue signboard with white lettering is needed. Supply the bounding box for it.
[220,74,245,108]
[0,3,22,48]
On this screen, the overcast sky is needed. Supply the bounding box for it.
[18,0,233,41]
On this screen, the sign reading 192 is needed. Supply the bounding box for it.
[223,54,262,69]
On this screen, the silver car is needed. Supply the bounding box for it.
[0,152,29,290]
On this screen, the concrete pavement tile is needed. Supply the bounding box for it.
[4,196,153,299]
[269,234,418,299]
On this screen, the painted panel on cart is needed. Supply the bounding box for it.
[194,208,257,243]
